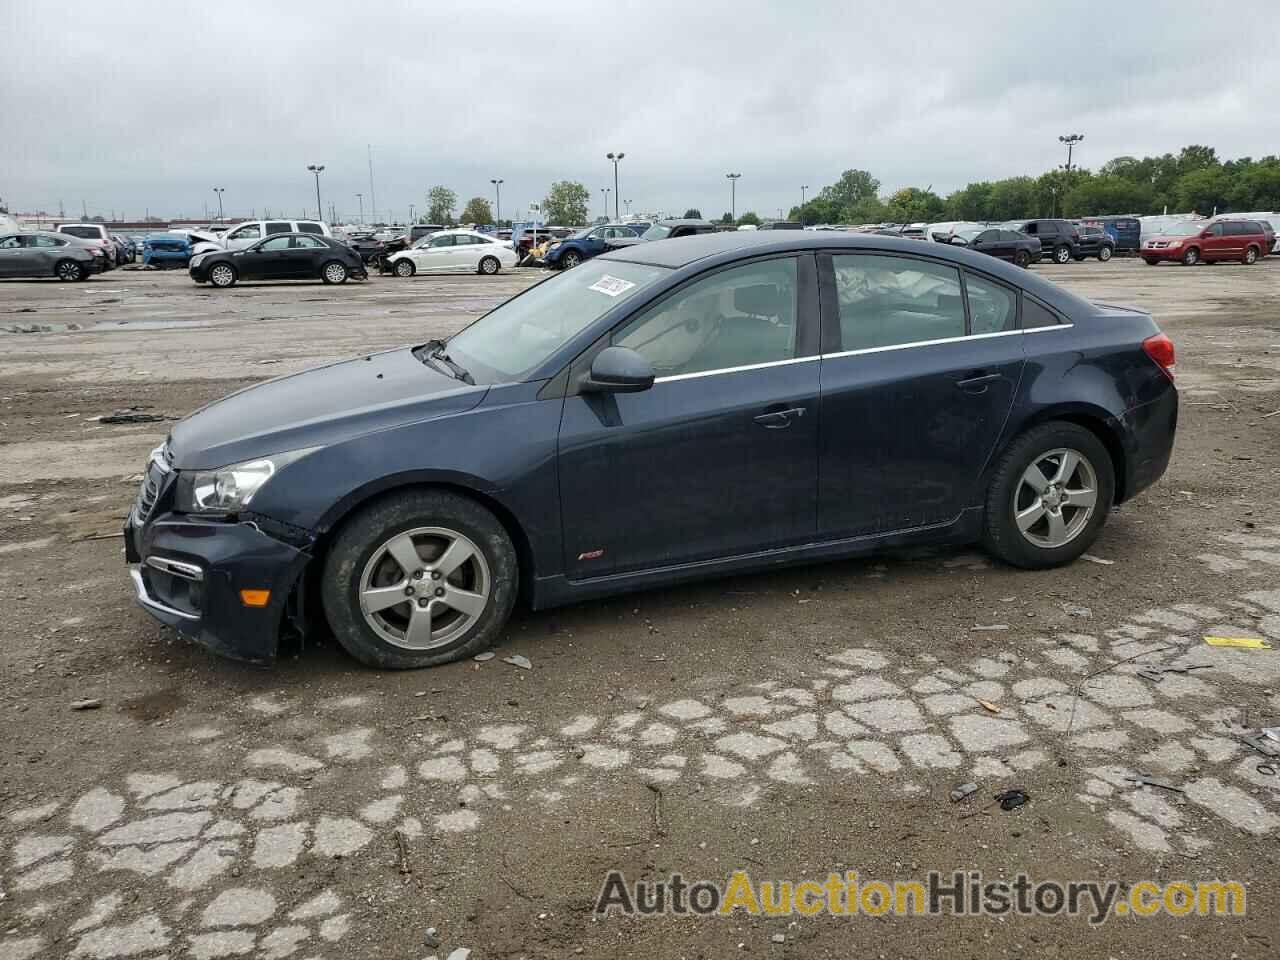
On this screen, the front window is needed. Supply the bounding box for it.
[229,225,261,241]
[445,259,669,384]
[428,234,456,248]
[613,257,798,378]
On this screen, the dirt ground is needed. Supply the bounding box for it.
[1,258,1279,959]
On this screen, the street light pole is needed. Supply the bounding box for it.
[306,164,325,222]
[601,188,611,221]
[213,187,225,221]
[606,152,625,220]
[1058,133,1084,175]
[409,203,415,226]
[726,172,741,222]
[490,179,503,223]
[356,193,363,225]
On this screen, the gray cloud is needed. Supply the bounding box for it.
[2,0,1277,223]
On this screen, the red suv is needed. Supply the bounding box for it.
[1142,219,1267,266]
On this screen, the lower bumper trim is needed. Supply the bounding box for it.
[130,565,200,621]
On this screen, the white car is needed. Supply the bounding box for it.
[387,229,517,277]
[220,219,334,251]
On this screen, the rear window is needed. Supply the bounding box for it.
[60,226,100,239]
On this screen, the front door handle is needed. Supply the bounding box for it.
[955,372,1002,394]
[754,406,806,429]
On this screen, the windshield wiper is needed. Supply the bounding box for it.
[417,339,474,384]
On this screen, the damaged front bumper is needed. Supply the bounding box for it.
[125,513,311,664]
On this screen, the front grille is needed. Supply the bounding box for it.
[132,445,173,525]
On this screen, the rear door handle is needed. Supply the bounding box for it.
[754,406,806,429]
[955,372,1002,394]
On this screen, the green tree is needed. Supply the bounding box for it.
[683,208,702,219]
[737,211,761,226]
[847,197,889,223]
[1174,167,1233,215]
[542,180,590,225]
[884,187,945,223]
[820,169,880,215]
[426,186,457,225]
[720,211,734,224]
[1062,174,1152,217]
[459,197,493,224]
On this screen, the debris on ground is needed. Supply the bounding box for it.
[97,408,166,424]
[1203,635,1272,649]
[473,651,495,662]
[1081,553,1115,565]
[949,782,979,803]
[975,698,1001,714]
[1240,732,1280,759]
[424,927,441,948]
[446,949,471,960]
[70,698,102,711]
[995,789,1030,811]
[1263,727,1280,743]
[1061,603,1092,619]
[971,624,1009,632]
[1124,774,1184,793]
[771,933,786,944]
[502,654,532,670]
[1135,663,1212,682]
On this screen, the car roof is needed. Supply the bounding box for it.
[599,230,1093,315]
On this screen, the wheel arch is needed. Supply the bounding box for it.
[311,474,537,604]
[998,406,1128,503]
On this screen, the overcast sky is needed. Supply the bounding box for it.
[2,1,1278,224]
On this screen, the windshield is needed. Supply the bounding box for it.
[570,226,595,240]
[641,224,672,241]
[445,259,669,383]
[1163,223,1203,236]
[955,228,983,241]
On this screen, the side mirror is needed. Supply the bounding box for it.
[580,346,654,394]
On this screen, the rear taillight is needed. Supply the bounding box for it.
[1143,332,1175,381]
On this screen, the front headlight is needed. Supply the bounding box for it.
[177,448,318,514]
[190,253,206,266]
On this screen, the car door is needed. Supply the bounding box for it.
[816,253,1024,539]
[970,229,1003,260]
[33,234,67,273]
[1201,222,1227,260]
[240,235,292,279]
[448,234,479,271]
[417,233,455,271]
[285,235,327,277]
[556,254,821,578]
[0,235,25,277]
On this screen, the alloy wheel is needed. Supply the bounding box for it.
[324,262,347,283]
[562,252,581,269]
[57,260,82,281]
[395,259,414,277]
[210,264,235,287]
[1099,246,1112,261]
[358,526,491,651]
[480,256,499,274]
[1012,448,1098,549]
[1054,246,1070,264]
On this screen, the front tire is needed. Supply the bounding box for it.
[55,259,85,282]
[209,263,237,288]
[560,250,582,269]
[394,258,415,278]
[322,490,518,669]
[322,260,348,284]
[1182,247,1200,266]
[1098,245,1113,262]
[1143,258,1159,266]
[1053,244,1071,264]
[478,255,500,275]
[982,422,1114,570]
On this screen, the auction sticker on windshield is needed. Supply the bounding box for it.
[589,275,637,297]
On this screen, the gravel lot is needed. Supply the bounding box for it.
[2,259,1279,958]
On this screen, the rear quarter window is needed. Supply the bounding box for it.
[296,222,324,235]
[1022,296,1062,329]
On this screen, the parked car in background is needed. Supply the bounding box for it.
[407,224,446,244]
[143,233,193,268]
[641,219,718,241]
[544,224,642,269]
[112,235,134,264]
[1009,219,1079,264]
[221,219,334,251]
[0,230,102,280]
[757,221,804,231]
[386,229,518,277]
[56,223,116,267]
[190,233,367,287]
[1078,216,1141,253]
[123,231,1177,668]
[1217,217,1275,257]
[346,233,385,264]
[1142,219,1268,265]
[1072,225,1115,261]
[950,227,1042,266]
[1216,213,1279,254]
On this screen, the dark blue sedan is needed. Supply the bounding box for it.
[124,232,1177,669]
[544,223,642,269]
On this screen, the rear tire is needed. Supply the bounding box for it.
[1014,249,1031,268]
[322,490,518,669]
[1243,245,1259,265]
[394,258,415,278]
[982,422,1114,570]
[321,260,348,284]
[55,259,85,282]
[1098,246,1113,262]
[478,255,500,275]
[1053,244,1071,264]
[1182,247,1200,266]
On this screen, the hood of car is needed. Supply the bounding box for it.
[168,347,487,469]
